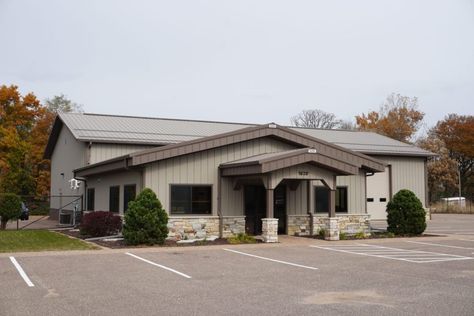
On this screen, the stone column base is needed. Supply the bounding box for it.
[325,217,340,241]
[262,218,278,243]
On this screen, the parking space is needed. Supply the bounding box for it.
[372,214,474,237]
[311,243,474,263]
[1,237,474,316]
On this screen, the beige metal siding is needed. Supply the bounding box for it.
[377,156,426,207]
[287,182,308,215]
[50,126,87,209]
[143,138,297,216]
[86,171,143,214]
[336,170,366,214]
[89,143,154,164]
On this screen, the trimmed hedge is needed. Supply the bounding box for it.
[123,188,168,245]
[0,193,22,230]
[79,211,122,237]
[387,189,426,235]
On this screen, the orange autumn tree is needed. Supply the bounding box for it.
[356,93,424,143]
[417,132,458,202]
[0,85,82,197]
[433,114,474,198]
[0,85,43,195]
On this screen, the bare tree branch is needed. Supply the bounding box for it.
[291,109,342,129]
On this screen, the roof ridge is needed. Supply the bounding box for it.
[71,112,258,127]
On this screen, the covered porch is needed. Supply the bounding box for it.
[219,148,374,242]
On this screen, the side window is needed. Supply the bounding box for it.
[109,186,120,212]
[315,186,348,213]
[87,188,95,211]
[123,184,136,212]
[170,185,212,215]
[335,187,348,212]
[314,186,329,213]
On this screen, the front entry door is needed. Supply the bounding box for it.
[244,185,266,235]
[274,185,287,234]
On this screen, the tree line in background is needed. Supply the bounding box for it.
[291,93,474,203]
[0,84,82,197]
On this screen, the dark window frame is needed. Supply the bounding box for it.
[123,184,137,213]
[170,184,212,215]
[87,188,95,211]
[109,185,120,213]
[314,186,329,213]
[314,186,348,213]
[335,186,348,213]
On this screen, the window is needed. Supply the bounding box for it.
[315,186,329,213]
[109,186,120,212]
[315,186,348,213]
[367,198,374,202]
[335,187,347,213]
[87,188,95,211]
[170,185,212,215]
[124,184,136,212]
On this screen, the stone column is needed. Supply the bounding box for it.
[262,218,278,243]
[325,217,340,241]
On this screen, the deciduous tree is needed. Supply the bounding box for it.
[291,109,342,129]
[417,133,458,202]
[356,93,424,142]
[44,94,83,113]
[433,114,474,198]
[0,85,42,195]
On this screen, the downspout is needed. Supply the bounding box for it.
[87,142,92,165]
[217,167,223,238]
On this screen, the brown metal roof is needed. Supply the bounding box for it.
[44,112,435,159]
[220,148,360,176]
[74,123,386,176]
[129,123,386,172]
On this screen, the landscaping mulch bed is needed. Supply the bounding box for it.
[59,229,253,249]
[93,238,232,249]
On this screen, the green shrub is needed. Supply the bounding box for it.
[339,232,347,240]
[0,193,22,230]
[228,233,256,244]
[122,188,168,245]
[317,228,326,239]
[354,231,367,239]
[387,189,426,235]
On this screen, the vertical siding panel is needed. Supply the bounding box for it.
[376,156,426,207]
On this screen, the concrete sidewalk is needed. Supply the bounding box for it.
[5,216,58,230]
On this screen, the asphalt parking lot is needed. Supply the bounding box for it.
[1,215,474,316]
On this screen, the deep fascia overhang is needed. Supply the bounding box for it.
[43,115,64,159]
[219,148,361,176]
[74,155,135,178]
[74,123,387,178]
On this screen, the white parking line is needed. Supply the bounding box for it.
[9,257,34,287]
[405,240,474,250]
[310,244,474,263]
[223,248,319,270]
[125,253,192,279]
[457,238,474,242]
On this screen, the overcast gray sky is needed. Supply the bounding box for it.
[1,0,473,129]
